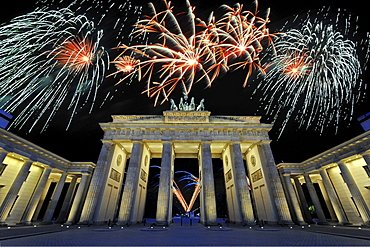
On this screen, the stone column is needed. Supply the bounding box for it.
[65,174,91,225]
[32,178,53,221]
[293,177,313,223]
[0,158,33,225]
[230,143,254,224]
[117,141,144,225]
[199,142,217,226]
[337,160,370,225]
[361,152,370,170]
[303,173,327,224]
[20,167,52,225]
[156,142,174,226]
[316,180,337,221]
[42,172,68,224]
[319,168,349,224]
[78,142,115,224]
[283,174,306,225]
[258,143,293,224]
[56,176,78,223]
[0,148,9,164]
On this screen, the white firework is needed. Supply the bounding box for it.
[0,8,109,132]
[258,8,368,136]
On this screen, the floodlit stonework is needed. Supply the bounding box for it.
[277,130,370,226]
[78,104,294,226]
[5,100,369,228]
[0,128,95,226]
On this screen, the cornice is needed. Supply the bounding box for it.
[277,130,370,173]
[0,128,94,172]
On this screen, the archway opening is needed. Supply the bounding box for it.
[173,158,200,217]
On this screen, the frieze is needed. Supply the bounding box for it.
[112,115,161,123]
[163,111,211,123]
[103,127,270,140]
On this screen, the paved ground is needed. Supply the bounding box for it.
[1,220,370,246]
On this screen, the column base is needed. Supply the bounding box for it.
[237,221,255,226]
[40,221,53,225]
[17,221,33,226]
[77,220,94,225]
[338,221,352,225]
[116,221,131,226]
[297,222,308,226]
[317,221,329,225]
[278,220,295,226]
[361,221,370,226]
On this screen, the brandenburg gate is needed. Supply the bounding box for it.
[78,98,293,226]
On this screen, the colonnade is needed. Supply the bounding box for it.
[0,129,95,226]
[1,110,296,226]
[279,149,370,226]
[78,140,294,226]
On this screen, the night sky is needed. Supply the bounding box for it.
[1,0,369,165]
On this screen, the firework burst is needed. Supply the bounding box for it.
[112,0,216,105]
[258,8,369,136]
[212,2,273,86]
[52,37,96,73]
[113,56,138,74]
[0,0,144,132]
[111,0,273,105]
[0,8,108,131]
[177,172,200,212]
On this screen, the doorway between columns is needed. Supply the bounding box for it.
[142,158,227,221]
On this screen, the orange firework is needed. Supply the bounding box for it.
[173,181,189,212]
[111,0,217,105]
[214,3,273,86]
[111,0,273,104]
[113,56,138,73]
[281,52,311,79]
[53,37,95,72]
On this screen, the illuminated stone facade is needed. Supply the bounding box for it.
[78,109,294,226]
[0,128,95,226]
[3,109,369,227]
[278,131,370,226]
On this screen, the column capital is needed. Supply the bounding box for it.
[201,140,212,144]
[361,150,370,156]
[131,139,144,143]
[318,166,328,172]
[229,141,242,145]
[337,159,348,165]
[17,158,35,166]
[161,140,173,144]
[282,173,292,177]
[259,140,272,145]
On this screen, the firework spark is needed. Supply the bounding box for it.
[212,2,273,86]
[0,8,109,131]
[0,0,144,132]
[258,8,368,135]
[111,0,273,105]
[178,173,200,212]
[113,56,138,73]
[151,166,199,213]
[53,37,96,73]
